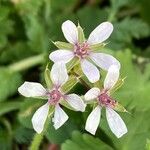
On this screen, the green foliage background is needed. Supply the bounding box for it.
[0,0,150,149]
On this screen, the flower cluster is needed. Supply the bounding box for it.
[18,20,127,138]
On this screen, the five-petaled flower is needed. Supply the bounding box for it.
[18,63,86,134]
[49,20,120,83]
[84,65,127,138]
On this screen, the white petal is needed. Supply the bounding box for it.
[53,105,68,129]
[50,62,68,86]
[104,65,120,90]
[85,106,101,135]
[62,20,78,44]
[90,52,120,71]
[66,94,86,112]
[106,107,127,138]
[81,59,100,83]
[49,50,74,63]
[32,103,49,133]
[18,82,47,97]
[84,87,100,101]
[87,22,113,45]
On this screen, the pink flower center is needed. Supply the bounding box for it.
[48,89,62,105]
[98,92,116,108]
[74,42,89,59]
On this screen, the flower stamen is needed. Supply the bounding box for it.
[98,92,116,108]
[48,89,62,105]
[74,42,90,59]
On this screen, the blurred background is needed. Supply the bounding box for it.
[0,0,150,149]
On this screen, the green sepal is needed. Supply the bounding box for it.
[54,41,73,50]
[110,77,126,94]
[34,96,48,99]
[66,57,79,71]
[77,23,85,43]
[89,43,107,51]
[61,75,78,93]
[73,63,93,88]
[86,100,98,106]
[48,105,55,117]
[113,102,128,113]
[60,99,76,111]
[94,80,103,89]
[44,63,53,89]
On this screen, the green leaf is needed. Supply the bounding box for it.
[51,0,77,13]
[14,126,34,144]
[0,118,12,150]
[110,18,150,49]
[18,99,45,128]
[0,68,22,101]
[146,139,150,150]
[113,50,150,110]
[0,6,13,49]
[45,119,77,144]
[110,0,130,10]
[100,110,150,150]
[0,101,22,116]
[62,131,113,150]
[23,15,48,53]
[16,0,43,16]
[0,127,12,150]
[77,7,108,37]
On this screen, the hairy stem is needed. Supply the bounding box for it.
[29,132,44,150]
[8,54,45,72]
[29,117,50,150]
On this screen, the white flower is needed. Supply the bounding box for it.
[84,65,127,138]
[18,62,86,134]
[49,20,120,83]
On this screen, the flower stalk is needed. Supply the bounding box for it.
[29,116,50,150]
[8,54,45,72]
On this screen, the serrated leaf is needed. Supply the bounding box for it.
[62,131,113,150]
[18,99,45,128]
[14,126,34,144]
[113,50,150,110]
[45,119,77,144]
[100,110,150,150]
[110,18,150,49]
